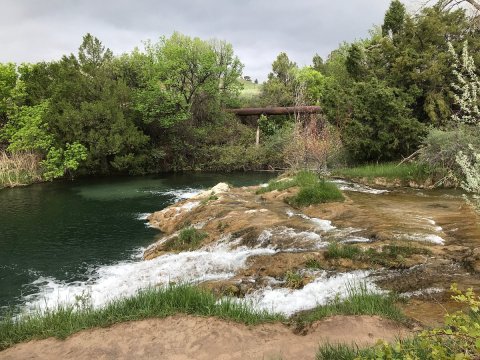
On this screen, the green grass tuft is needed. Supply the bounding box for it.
[325,243,431,268]
[292,283,407,326]
[163,227,208,251]
[0,284,284,351]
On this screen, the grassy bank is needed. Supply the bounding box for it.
[0,284,283,351]
[316,285,480,359]
[332,162,431,182]
[257,171,344,206]
[0,151,43,189]
[0,283,411,351]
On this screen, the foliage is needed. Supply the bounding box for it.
[419,126,480,180]
[456,144,480,211]
[382,0,407,37]
[448,41,480,125]
[0,284,283,351]
[41,142,88,181]
[341,79,425,162]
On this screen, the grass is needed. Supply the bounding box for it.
[305,258,322,269]
[0,284,284,351]
[316,338,433,360]
[333,162,431,182]
[257,171,344,207]
[0,151,43,189]
[0,283,411,353]
[325,243,431,268]
[238,78,262,104]
[287,181,344,207]
[325,242,362,260]
[200,193,218,205]
[292,283,407,326]
[284,270,305,289]
[163,227,208,251]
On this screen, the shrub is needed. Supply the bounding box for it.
[419,126,480,181]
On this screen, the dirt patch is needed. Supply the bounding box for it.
[0,315,410,360]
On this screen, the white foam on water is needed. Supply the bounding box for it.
[242,270,375,316]
[285,210,336,232]
[179,201,200,211]
[22,242,276,312]
[397,233,445,245]
[402,287,444,297]
[332,179,388,195]
[135,213,151,221]
[163,188,203,201]
[310,218,336,232]
[340,237,371,244]
[258,227,329,251]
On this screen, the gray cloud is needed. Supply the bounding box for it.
[0,0,421,81]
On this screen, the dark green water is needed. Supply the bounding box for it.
[0,172,274,311]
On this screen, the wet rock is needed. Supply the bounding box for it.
[442,245,472,262]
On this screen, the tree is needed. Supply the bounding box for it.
[346,44,367,80]
[47,34,148,174]
[261,52,298,106]
[382,0,407,37]
[312,53,326,74]
[135,33,243,127]
[341,79,425,162]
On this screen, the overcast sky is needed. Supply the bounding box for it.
[1,0,422,81]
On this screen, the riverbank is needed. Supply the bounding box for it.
[2,173,479,358]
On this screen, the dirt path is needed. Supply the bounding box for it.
[1,315,409,360]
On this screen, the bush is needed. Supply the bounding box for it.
[419,125,480,180]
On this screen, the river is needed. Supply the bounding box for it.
[0,172,275,313]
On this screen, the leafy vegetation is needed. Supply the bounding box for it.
[2,1,480,186]
[316,285,480,359]
[0,284,283,351]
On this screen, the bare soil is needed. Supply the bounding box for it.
[0,314,410,360]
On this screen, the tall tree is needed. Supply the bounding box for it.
[382,0,407,37]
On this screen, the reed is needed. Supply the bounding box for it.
[0,151,43,188]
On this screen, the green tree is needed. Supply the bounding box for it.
[261,52,298,106]
[382,0,406,37]
[47,34,148,174]
[342,79,425,162]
